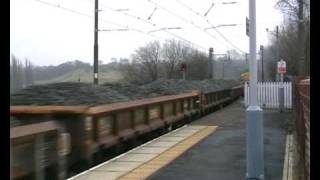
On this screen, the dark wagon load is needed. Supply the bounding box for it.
[10,79,240,106]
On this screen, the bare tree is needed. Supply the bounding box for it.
[120,61,151,84]
[275,0,310,75]
[185,49,208,80]
[264,19,308,79]
[162,39,190,78]
[131,41,161,81]
[24,58,34,86]
[10,55,36,93]
[226,50,241,61]
[121,39,244,83]
[264,45,278,81]
[11,55,24,93]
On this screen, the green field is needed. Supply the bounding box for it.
[34,68,124,85]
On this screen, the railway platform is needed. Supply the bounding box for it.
[69,99,291,180]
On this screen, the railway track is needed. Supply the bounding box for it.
[10,86,243,180]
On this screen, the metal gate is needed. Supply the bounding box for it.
[244,82,292,109]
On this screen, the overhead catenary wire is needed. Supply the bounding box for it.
[148,0,204,30]
[33,0,162,40]
[147,7,157,20]
[165,31,207,51]
[148,27,182,34]
[34,0,211,53]
[148,0,234,50]
[207,23,246,53]
[174,0,246,53]
[84,0,208,52]
[204,2,215,17]
[175,0,202,16]
[99,28,129,31]
[89,0,157,27]
[176,0,245,53]
[204,21,284,30]
[34,0,123,27]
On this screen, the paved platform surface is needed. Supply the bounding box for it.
[149,100,290,180]
[69,125,217,180]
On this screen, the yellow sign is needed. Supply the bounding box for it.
[241,72,250,81]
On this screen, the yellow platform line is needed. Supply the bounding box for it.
[118,126,218,180]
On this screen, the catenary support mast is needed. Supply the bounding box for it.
[246,0,264,179]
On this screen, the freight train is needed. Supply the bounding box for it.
[10,85,243,180]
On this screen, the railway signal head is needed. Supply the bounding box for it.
[260,45,264,51]
[180,63,187,72]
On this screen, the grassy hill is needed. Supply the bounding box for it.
[34,68,123,84]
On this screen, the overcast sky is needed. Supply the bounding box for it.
[10,0,284,66]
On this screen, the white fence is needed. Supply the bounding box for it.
[244,82,292,109]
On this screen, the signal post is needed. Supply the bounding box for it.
[278,59,286,112]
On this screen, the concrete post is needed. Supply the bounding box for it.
[222,56,225,80]
[245,53,248,64]
[93,0,99,84]
[212,48,215,80]
[260,45,264,82]
[246,0,264,179]
[208,48,213,79]
[278,59,285,113]
[279,73,284,112]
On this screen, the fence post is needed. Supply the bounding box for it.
[262,82,266,108]
[270,82,273,108]
[279,74,284,112]
[257,82,260,106]
[271,82,274,108]
[284,82,289,108]
[290,82,292,108]
[276,82,279,108]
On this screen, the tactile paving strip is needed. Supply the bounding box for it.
[118,126,217,180]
